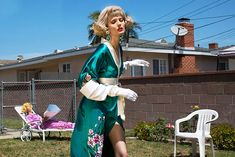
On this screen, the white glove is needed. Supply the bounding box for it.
[124,59,150,69]
[109,86,138,101]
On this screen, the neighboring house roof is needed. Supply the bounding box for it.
[218,45,235,56]
[0,60,17,66]
[0,38,216,71]
[123,38,214,56]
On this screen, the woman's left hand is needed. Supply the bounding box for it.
[124,59,150,68]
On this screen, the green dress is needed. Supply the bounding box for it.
[71,42,125,157]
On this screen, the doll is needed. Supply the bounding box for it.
[21,102,74,129]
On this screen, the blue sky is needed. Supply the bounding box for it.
[1,0,235,60]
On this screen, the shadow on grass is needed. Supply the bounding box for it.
[169,153,202,157]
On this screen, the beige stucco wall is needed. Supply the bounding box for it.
[0,69,17,82]
[229,58,235,70]
[196,56,217,72]
[122,51,169,77]
[0,50,219,81]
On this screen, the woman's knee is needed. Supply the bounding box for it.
[116,150,128,157]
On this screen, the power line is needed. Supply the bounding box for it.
[142,0,196,28]
[139,0,231,36]
[131,17,235,48]
[140,15,235,38]
[188,0,232,18]
[194,16,235,30]
[138,14,235,24]
[194,27,235,43]
[213,30,235,40]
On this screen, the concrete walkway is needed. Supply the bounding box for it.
[0,128,20,140]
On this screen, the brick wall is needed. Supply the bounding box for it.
[119,71,235,129]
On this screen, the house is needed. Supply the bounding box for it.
[0,18,222,82]
[0,60,17,66]
[217,45,235,70]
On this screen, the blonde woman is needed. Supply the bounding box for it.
[70,6,149,157]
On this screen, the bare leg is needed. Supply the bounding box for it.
[109,124,128,157]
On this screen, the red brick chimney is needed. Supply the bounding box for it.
[174,55,199,74]
[209,43,218,49]
[176,18,194,49]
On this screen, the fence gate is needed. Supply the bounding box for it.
[32,79,76,123]
[1,81,31,132]
[0,79,77,134]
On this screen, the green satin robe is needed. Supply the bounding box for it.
[70,43,124,157]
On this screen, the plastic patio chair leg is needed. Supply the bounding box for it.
[198,137,206,157]
[173,136,177,157]
[192,139,197,157]
[211,139,215,157]
[42,131,45,142]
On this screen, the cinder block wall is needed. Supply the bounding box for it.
[119,71,235,129]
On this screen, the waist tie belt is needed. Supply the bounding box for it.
[99,78,126,121]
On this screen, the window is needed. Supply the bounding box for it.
[153,59,168,75]
[218,60,228,71]
[17,72,26,81]
[27,71,40,80]
[131,66,145,77]
[63,63,71,73]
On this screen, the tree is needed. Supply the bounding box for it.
[87,11,141,45]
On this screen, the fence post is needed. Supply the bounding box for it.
[73,79,77,122]
[0,82,3,133]
[31,78,36,112]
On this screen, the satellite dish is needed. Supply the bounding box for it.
[17,55,24,62]
[171,25,188,36]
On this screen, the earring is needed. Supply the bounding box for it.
[106,34,110,41]
[106,30,110,41]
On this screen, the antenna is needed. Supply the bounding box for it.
[171,25,188,36]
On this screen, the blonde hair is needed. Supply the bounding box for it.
[92,6,134,38]
[21,102,32,113]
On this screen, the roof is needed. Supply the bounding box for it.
[0,38,216,71]
[0,60,17,66]
[217,45,235,56]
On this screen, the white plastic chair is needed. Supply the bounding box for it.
[174,109,219,157]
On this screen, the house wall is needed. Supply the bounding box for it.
[41,64,58,72]
[229,59,235,70]
[0,69,17,82]
[196,56,217,72]
[122,51,169,77]
[0,51,218,81]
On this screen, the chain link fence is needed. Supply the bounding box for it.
[0,79,77,133]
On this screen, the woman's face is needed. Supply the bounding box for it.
[26,105,32,113]
[107,15,126,38]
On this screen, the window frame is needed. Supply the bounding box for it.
[153,58,168,75]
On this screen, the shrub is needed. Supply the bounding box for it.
[134,118,174,142]
[211,123,235,150]
[134,121,155,141]
[153,118,174,142]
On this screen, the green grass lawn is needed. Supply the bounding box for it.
[2,118,22,129]
[0,132,234,157]
[1,120,234,157]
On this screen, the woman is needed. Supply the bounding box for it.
[70,6,149,157]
